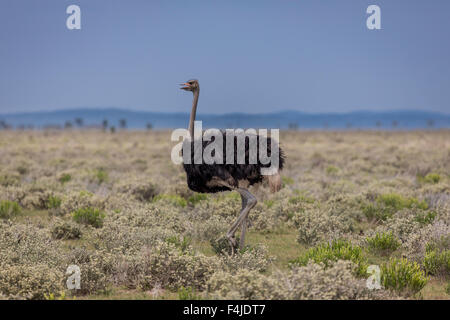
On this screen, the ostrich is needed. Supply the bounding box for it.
[180,79,285,252]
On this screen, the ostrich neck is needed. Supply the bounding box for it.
[188,89,199,139]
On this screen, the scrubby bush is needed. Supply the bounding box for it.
[132,183,159,202]
[189,215,228,242]
[113,242,218,291]
[153,194,187,207]
[45,195,63,215]
[210,235,239,255]
[290,240,368,277]
[51,221,82,240]
[46,195,62,209]
[61,191,105,216]
[403,220,449,263]
[0,264,65,299]
[0,222,66,268]
[187,193,208,206]
[207,261,394,300]
[0,200,20,219]
[292,208,349,246]
[165,235,192,253]
[414,210,437,225]
[418,173,441,184]
[94,168,108,184]
[218,245,273,273]
[250,200,289,232]
[93,224,179,254]
[59,173,72,184]
[373,211,422,244]
[0,129,447,300]
[0,173,20,187]
[423,245,449,278]
[0,222,68,299]
[72,207,105,228]
[366,232,400,254]
[288,193,315,205]
[67,247,115,295]
[282,176,294,186]
[381,258,428,296]
[362,193,428,221]
[379,194,428,210]
[326,165,339,175]
[206,269,280,300]
[178,286,201,300]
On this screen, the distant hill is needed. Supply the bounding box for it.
[0,108,449,130]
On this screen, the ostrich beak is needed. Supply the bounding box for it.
[180,83,191,90]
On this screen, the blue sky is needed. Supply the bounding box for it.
[0,0,449,114]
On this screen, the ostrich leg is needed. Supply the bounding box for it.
[239,193,248,249]
[226,188,257,253]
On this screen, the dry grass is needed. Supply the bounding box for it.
[0,130,448,300]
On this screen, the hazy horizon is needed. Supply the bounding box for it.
[1,107,450,116]
[1,0,449,114]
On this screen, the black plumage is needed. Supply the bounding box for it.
[182,133,285,193]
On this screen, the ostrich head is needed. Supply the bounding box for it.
[180,79,199,92]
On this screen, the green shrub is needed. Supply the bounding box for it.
[264,199,275,208]
[288,194,315,205]
[46,195,62,209]
[72,207,105,228]
[414,211,436,225]
[282,176,294,186]
[378,193,428,210]
[59,173,71,184]
[381,258,428,295]
[418,173,441,184]
[152,194,187,207]
[423,246,450,278]
[178,286,201,300]
[0,200,21,219]
[44,291,67,300]
[290,240,368,277]
[326,165,339,175]
[95,168,108,184]
[366,232,400,254]
[362,193,428,221]
[446,282,450,296]
[166,235,191,253]
[51,222,82,240]
[187,193,208,206]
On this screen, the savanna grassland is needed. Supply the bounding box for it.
[0,130,449,300]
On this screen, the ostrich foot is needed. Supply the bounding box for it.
[227,233,238,254]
